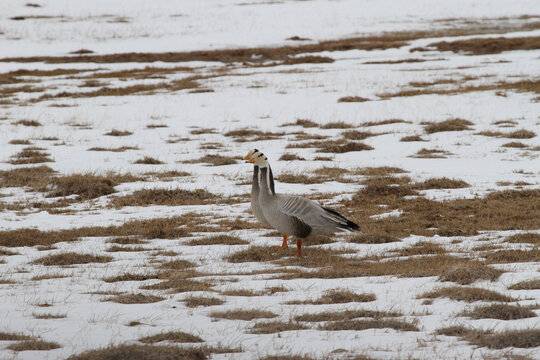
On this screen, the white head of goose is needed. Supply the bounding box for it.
[244,149,359,257]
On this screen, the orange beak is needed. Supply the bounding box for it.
[243,155,255,163]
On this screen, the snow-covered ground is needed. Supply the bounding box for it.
[1,1,539,359]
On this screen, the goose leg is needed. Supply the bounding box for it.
[296,238,302,258]
[274,234,288,250]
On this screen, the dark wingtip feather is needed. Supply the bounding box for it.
[322,206,360,231]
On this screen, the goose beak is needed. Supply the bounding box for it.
[243,155,255,163]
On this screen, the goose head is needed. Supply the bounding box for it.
[243,149,269,168]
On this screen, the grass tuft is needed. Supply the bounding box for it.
[210,309,278,321]
[419,286,514,302]
[33,252,113,266]
[139,331,203,344]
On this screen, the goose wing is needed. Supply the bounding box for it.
[276,194,359,235]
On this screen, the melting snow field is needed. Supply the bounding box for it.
[1,1,540,359]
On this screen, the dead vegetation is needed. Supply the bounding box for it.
[320,121,355,129]
[279,153,305,161]
[0,216,191,247]
[104,129,133,136]
[12,119,41,127]
[0,166,56,189]
[338,96,370,103]
[411,148,452,158]
[133,156,164,164]
[419,286,514,302]
[462,304,537,320]
[439,264,502,285]
[224,129,284,142]
[416,36,540,55]
[66,344,210,360]
[288,139,373,153]
[106,293,165,304]
[48,173,140,200]
[138,331,203,344]
[508,280,540,290]
[436,327,540,349]
[347,233,400,244]
[110,188,217,207]
[186,234,248,246]
[286,289,375,304]
[184,154,237,166]
[484,249,540,263]
[8,147,53,164]
[88,146,138,152]
[32,252,113,266]
[423,118,473,133]
[0,332,32,341]
[249,321,308,334]
[475,129,536,139]
[400,135,427,142]
[7,340,61,352]
[320,319,419,332]
[183,295,225,308]
[210,309,278,321]
[281,119,318,128]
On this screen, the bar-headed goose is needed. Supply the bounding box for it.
[244,149,288,249]
[244,149,359,257]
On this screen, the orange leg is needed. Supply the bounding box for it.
[296,238,302,258]
[274,234,288,249]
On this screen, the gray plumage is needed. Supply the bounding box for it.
[259,166,359,239]
[250,165,271,227]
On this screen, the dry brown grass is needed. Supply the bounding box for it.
[418,36,540,55]
[338,96,370,103]
[111,188,216,207]
[437,327,540,349]
[107,293,164,304]
[0,216,191,247]
[33,252,113,266]
[419,286,514,302]
[411,148,451,158]
[286,289,375,304]
[347,234,400,244]
[440,264,502,285]
[475,129,536,139]
[104,129,132,136]
[106,245,147,252]
[227,246,290,263]
[276,173,325,184]
[8,147,53,164]
[281,119,318,128]
[283,55,334,65]
[0,332,32,341]
[413,177,470,190]
[183,295,225,308]
[88,146,138,152]
[66,344,209,360]
[186,234,248,246]
[400,135,427,142]
[259,356,317,360]
[102,272,160,283]
[341,130,377,140]
[158,259,195,270]
[360,119,410,127]
[141,276,212,293]
[12,119,41,127]
[133,156,164,165]
[279,153,305,161]
[249,321,308,334]
[484,249,540,263]
[354,166,407,176]
[9,139,31,145]
[185,154,237,166]
[508,280,540,290]
[82,66,193,80]
[462,304,537,320]
[320,121,355,129]
[502,141,528,148]
[210,309,278,321]
[139,331,203,344]
[7,340,61,352]
[48,173,140,200]
[320,319,419,332]
[294,309,402,323]
[397,242,447,256]
[423,118,473,133]
[221,289,264,297]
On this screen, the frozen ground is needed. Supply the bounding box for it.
[0,1,539,359]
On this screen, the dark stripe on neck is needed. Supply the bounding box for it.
[268,165,275,195]
[253,166,259,190]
